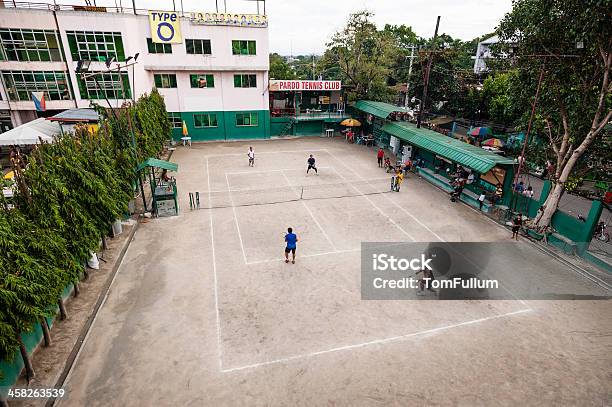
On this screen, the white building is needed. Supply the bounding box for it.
[473,35,499,74]
[0,2,270,140]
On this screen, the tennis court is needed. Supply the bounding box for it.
[59,137,612,406]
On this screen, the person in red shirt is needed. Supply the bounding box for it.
[377,148,384,167]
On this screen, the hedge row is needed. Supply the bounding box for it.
[0,88,171,381]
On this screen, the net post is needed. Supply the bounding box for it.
[300,187,304,200]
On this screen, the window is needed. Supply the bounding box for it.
[168,112,182,128]
[233,74,257,88]
[66,30,125,62]
[194,113,218,128]
[0,29,63,62]
[147,38,172,54]
[154,74,177,88]
[2,70,71,101]
[185,39,211,55]
[236,112,258,127]
[232,40,256,55]
[189,74,214,88]
[76,71,130,99]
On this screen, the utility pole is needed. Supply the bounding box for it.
[417,16,440,128]
[312,55,315,80]
[404,45,417,108]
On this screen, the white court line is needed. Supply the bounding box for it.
[246,248,361,265]
[279,170,338,253]
[207,148,330,158]
[327,166,416,242]
[225,173,248,265]
[206,157,224,370]
[221,308,531,373]
[226,166,330,176]
[245,242,417,265]
[325,148,444,242]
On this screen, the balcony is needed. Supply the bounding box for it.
[270,108,349,122]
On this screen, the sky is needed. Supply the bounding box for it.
[57,0,513,54]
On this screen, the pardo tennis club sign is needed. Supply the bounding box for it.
[269,80,342,91]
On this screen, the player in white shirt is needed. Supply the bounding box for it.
[247,146,255,167]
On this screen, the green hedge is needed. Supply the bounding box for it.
[0,88,171,384]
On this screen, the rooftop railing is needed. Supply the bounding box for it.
[0,0,266,16]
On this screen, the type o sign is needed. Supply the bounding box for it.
[149,11,183,43]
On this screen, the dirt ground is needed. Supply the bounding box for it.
[54,137,610,406]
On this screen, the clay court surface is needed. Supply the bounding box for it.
[58,138,611,406]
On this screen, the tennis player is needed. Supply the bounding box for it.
[306,154,318,175]
[284,227,298,264]
[247,146,255,167]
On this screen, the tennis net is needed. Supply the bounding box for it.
[191,177,392,209]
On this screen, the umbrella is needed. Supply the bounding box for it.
[340,118,361,127]
[469,127,492,137]
[482,138,505,148]
[182,120,189,136]
[3,171,14,180]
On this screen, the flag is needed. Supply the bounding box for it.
[182,120,188,136]
[31,92,46,111]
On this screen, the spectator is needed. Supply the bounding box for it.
[478,192,486,211]
[377,148,384,168]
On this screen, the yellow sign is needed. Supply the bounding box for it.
[190,12,268,28]
[149,11,182,43]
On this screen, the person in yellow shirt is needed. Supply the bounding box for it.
[393,168,404,192]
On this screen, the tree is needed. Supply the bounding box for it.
[497,0,612,228]
[323,11,395,102]
[269,53,296,80]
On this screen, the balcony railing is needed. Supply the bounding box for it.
[270,109,348,120]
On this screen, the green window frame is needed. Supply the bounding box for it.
[147,38,172,54]
[0,29,63,62]
[154,74,177,88]
[168,112,182,128]
[235,112,258,127]
[76,71,130,99]
[231,40,256,55]
[233,74,257,88]
[185,39,212,55]
[189,74,214,88]
[66,30,125,62]
[193,113,218,128]
[1,70,71,101]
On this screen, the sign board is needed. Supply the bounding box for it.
[269,80,342,92]
[73,5,107,12]
[190,12,268,27]
[149,11,182,44]
[156,198,177,217]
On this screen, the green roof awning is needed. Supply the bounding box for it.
[354,100,411,119]
[382,121,514,173]
[137,157,178,172]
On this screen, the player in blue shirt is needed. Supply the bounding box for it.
[284,227,298,264]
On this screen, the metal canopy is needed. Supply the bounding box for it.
[137,157,178,172]
[354,100,411,119]
[382,121,514,173]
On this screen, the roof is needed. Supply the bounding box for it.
[0,118,60,146]
[354,100,412,119]
[48,108,100,123]
[382,121,514,173]
[137,157,178,172]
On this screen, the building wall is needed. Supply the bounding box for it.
[0,7,269,139]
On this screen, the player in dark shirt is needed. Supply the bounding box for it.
[307,154,318,174]
[284,227,298,264]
